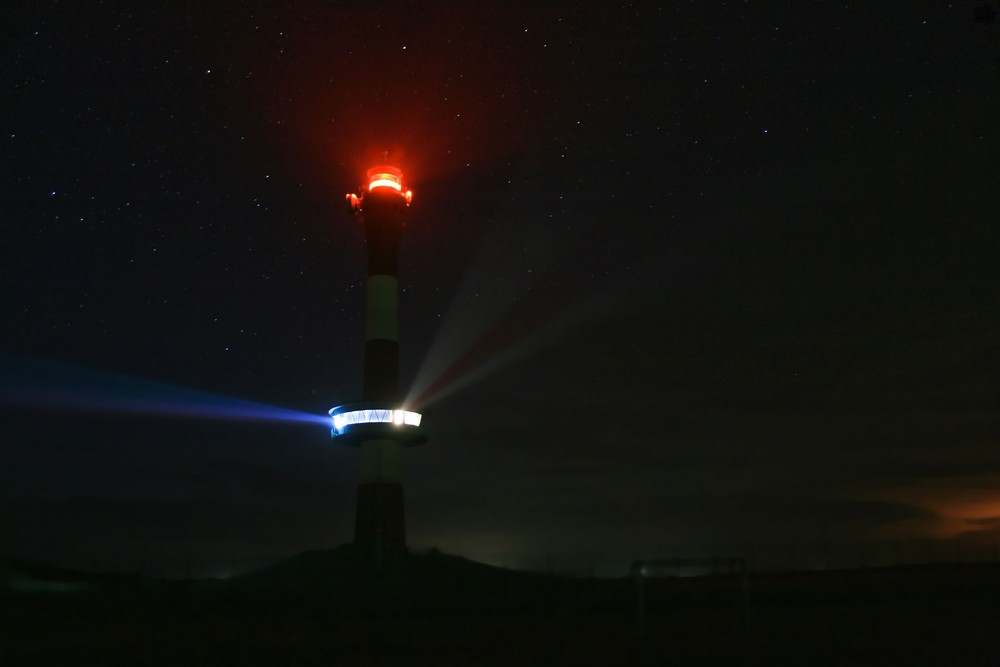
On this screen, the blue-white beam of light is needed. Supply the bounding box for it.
[0,356,328,426]
[330,408,422,434]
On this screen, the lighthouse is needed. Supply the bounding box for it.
[330,165,426,555]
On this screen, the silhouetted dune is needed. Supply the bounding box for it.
[0,554,140,592]
[4,550,1000,665]
[229,545,580,613]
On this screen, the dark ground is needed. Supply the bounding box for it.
[3,547,1000,665]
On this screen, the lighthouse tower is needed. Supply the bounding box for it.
[330,165,426,555]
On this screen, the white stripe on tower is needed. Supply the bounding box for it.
[365,275,399,343]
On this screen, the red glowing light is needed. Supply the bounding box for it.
[370,177,402,191]
[346,165,411,208]
[345,193,361,214]
[367,166,403,192]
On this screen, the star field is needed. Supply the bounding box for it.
[2,2,998,575]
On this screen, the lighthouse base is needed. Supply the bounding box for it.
[354,482,406,555]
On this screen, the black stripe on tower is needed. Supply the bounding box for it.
[363,339,398,401]
[355,483,406,552]
[363,190,404,276]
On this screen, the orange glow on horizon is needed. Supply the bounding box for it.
[866,478,1000,541]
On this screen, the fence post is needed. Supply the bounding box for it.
[741,559,751,630]
[632,563,647,636]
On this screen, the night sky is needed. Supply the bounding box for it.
[3,2,998,577]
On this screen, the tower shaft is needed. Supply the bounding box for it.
[357,187,407,550]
